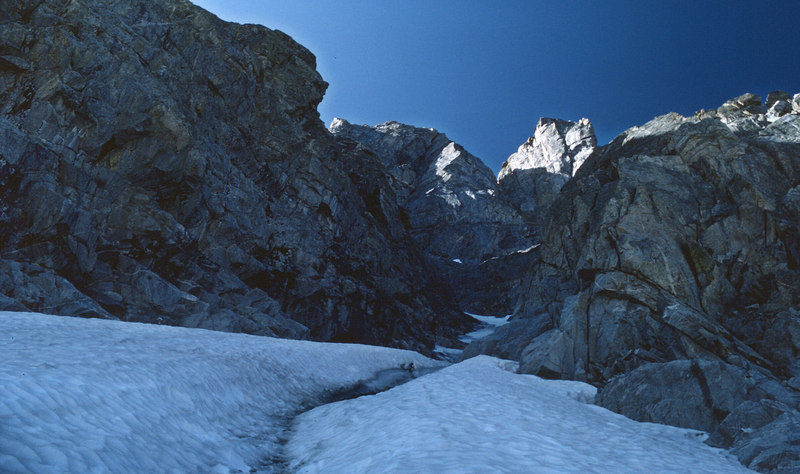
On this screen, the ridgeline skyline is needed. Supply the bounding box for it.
[192,1,800,172]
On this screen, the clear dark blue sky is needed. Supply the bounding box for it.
[192,1,800,173]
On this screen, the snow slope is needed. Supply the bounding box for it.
[287,356,751,473]
[1,311,751,473]
[459,312,511,343]
[0,312,441,473]
[435,311,511,360]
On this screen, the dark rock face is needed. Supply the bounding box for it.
[463,92,800,471]
[0,0,469,353]
[519,95,800,383]
[330,118,536,315]
[596,359,795,434]
[730,411,800,473]
[330,119,533,263]
[597,359,800,472]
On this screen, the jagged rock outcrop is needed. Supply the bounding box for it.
[500,117,596,177]
[498,117,596,222]
[520,94,800,382]
[330,119,533,263]
[4,1,800,469]
[329,118,536,315]
[467,92,800,472]
[0,0,471,353]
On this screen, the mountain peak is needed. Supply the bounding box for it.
[499,117,596,180]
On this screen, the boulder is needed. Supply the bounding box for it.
[596,359,781,433]
[732,412,800,473]
[518,329,577,379]
[766,91,792,108]
[767,100,793,120]
[0,260,114,320]
[462,312,553,364]
[710,400,792,447]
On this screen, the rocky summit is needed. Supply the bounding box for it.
[498,117,596,224]
[2,0,800,472]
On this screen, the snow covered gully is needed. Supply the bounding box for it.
[0,312,750,472]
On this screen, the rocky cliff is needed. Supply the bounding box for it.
[469,92,800,472]
[331,119,534,262]
[4,0,800,470]
[0,0,471,353]
[329,118,536,315]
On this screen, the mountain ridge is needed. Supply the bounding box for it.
[2,0,800,471]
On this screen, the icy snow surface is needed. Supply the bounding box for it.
[458,312,511,343]
[1,312,750,473]
[287,356,751,473]
[0,312,440,473]
[434,311,510,360]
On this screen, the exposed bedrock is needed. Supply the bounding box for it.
[4,1,800,470]
[330,118,539,315]
[466,92,800,472]
[0,0,470,353]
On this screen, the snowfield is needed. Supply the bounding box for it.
[288,356,750,473]
[0,312,440,472]
[0,312,751,473]
[435,311,510,360]
[459,312,511,343]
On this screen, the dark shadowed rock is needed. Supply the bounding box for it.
[0,0,469,353]
[0,260,112,319]
[329,118,535,316]
[461,311,553,363]
[766,91,792,108]
[329,118,533,263]
[731,412,800,473]
[709,400,791,447]
[596,359,795,432]
[598,359,800,472]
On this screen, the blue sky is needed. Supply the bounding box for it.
[192,1,800,172]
